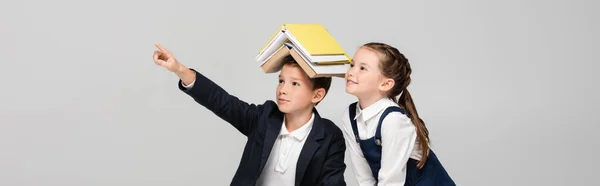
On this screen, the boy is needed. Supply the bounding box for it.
[152,44,346,186]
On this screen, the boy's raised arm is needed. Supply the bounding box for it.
[153,43,264,136]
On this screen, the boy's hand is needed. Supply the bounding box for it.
[154,43,183,73]
[153,43,196,86]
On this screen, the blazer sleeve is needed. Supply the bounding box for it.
[178,68,267,136]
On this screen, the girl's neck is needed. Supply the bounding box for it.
[356,93,387,110]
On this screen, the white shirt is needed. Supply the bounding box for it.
[341,98,422,186]
[183,80,314,186]
[256,114,314,186]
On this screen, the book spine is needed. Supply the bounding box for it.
[314,61,349,65]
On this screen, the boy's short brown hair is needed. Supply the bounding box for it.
[281,55,332,105]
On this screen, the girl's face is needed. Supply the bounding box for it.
[345,47,389,98]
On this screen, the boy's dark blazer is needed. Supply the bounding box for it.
[178,69,346,186]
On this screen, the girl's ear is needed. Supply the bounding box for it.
[379,78,395,92]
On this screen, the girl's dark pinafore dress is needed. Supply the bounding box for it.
[348,102,456,186]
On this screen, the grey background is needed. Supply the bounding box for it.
[1,0,598,185]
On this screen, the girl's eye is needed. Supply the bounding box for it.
[350,63,355,67]
[360,66,366,71]
[278,80,284,84]
[293,82,300,86]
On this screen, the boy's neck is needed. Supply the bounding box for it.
[284,107,314,133]
[357,94,387,110]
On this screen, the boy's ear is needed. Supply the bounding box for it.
[379,78,395,92]
[312,88,326,104]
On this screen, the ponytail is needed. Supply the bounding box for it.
[397,89,430,169]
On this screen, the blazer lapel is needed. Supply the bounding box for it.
[260,110,284,171]
[295,110,325,186]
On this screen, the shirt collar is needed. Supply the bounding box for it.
[354,97,397,121]
[280,112,315,141]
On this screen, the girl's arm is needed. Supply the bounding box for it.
[341,109,377,186]
[378,112,418,185]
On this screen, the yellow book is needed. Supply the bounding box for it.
[255,24,350,78]
[258,25,285,55]
[283,24,346,56]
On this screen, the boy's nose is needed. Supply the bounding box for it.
[278,86,287,95]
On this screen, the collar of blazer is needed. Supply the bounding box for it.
[260,106,326,185]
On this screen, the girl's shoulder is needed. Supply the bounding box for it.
[379,105,411,123]
[379,107,414,133]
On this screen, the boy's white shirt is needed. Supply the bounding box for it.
[256,114,313,186]
[341,97,422,186]
[183,80,315,186]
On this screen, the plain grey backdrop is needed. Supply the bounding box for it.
[1,0,598,185]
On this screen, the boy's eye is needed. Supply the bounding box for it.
[360,66,366,71]
[278,79,284,84]
[350,63,354,67]
[292,82,300,86]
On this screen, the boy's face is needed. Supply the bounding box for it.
[276,64,324,114]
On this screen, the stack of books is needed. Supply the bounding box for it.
[256,24,350,78]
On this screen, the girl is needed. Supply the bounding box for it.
[342,42,455,185]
